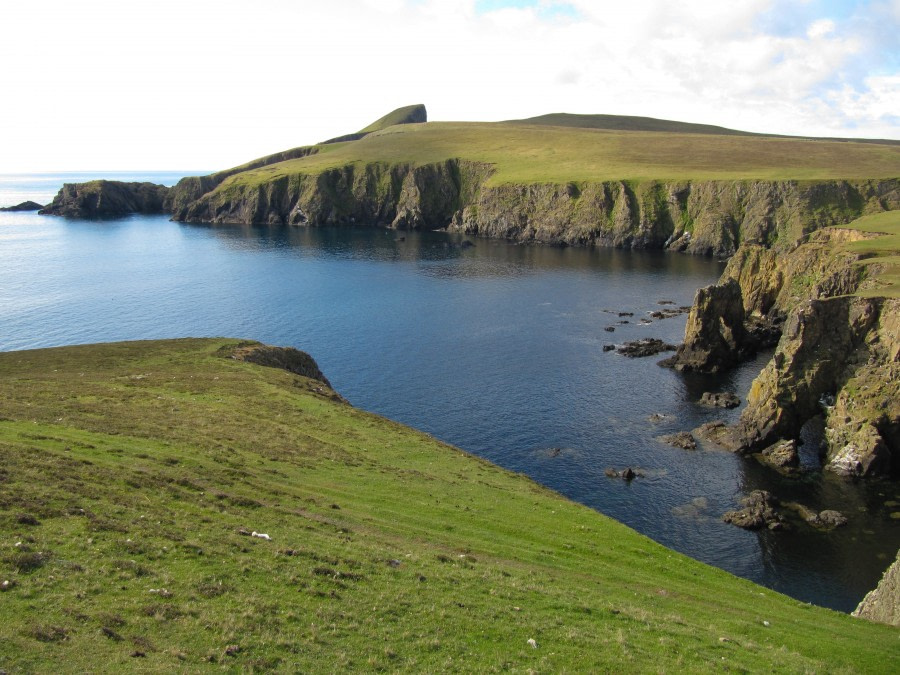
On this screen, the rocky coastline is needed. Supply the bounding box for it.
[666,225,899,478]
[37,160,900,480]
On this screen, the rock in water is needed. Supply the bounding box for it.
[0,200,43,212]
[758,439,799,469]
[40,181,170,218]
[616,338,677,358]
[853,550,900,626]
[659,432,697,450]
[659,279,747,372]
[699,392,741,409]
[722,490,786,530]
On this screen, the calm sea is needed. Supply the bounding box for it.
[1,173,897,612]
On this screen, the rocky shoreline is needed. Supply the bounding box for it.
[39,169,900,480]
[665,226,899,479]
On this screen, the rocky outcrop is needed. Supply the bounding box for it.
[669,218,899,477]
[659,432,697,450]
[0,200,43,212]
[853,549,900,626]
[757,439,800,472]
[722,490,786,530]
[660,279,780,372]
[40,181,170,218]
[617,338,677,358]
[731,296,899,476]
[225,342,332,388]
[699,392,741,408]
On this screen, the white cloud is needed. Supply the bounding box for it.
[806,18,836,38]
[0,0,896,171]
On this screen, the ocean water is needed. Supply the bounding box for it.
[1,173,897,612]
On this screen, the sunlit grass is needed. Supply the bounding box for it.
[221,122,900,191]
[839,211,900,298]
[1,339,897,671]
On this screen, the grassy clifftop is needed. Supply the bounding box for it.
[1,339,897,671]
[221,118,900,191]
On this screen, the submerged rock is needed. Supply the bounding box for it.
[604,467,644,481]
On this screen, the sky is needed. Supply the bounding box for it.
[1,0,898,171]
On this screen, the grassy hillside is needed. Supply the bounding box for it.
[505,112,764,136]
[506,113,900,146]
[220,120,900,192]
[843,210,900,298]
[1,339,897,672]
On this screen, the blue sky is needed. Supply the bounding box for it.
[0,0,897,170]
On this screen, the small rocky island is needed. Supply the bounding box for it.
[0,200,44,212]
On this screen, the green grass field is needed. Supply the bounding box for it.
[219,119,900,194]
[1,339,897,672]
[840,211,900,298]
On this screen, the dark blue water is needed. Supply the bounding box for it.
[2,174,898,612]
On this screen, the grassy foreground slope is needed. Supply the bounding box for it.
[1,340,897,672]
[220,119,900,191]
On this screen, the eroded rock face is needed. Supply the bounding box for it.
[853,549,900,626]
[660,279,750,372]
[40,181,170,218]
[225,343,333,388]
[731,297,898,476]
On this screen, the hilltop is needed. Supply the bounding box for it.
[1,338,897,671]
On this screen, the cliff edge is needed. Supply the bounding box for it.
[853,549,900,626]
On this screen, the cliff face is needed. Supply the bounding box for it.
[670,225,899,477]
[451,179,899,254]
[40,181,170,218]
[173,160,899,258]
[734,296,898,476]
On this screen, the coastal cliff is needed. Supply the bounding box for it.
[171,159,898,258]
[670,223,900,477]
[40,180,170,217]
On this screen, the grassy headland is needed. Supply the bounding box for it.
[1,339,897,671]
[219,119,900,193]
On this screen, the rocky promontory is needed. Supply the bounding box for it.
[668,224,900,477]
[40,180,170,218]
